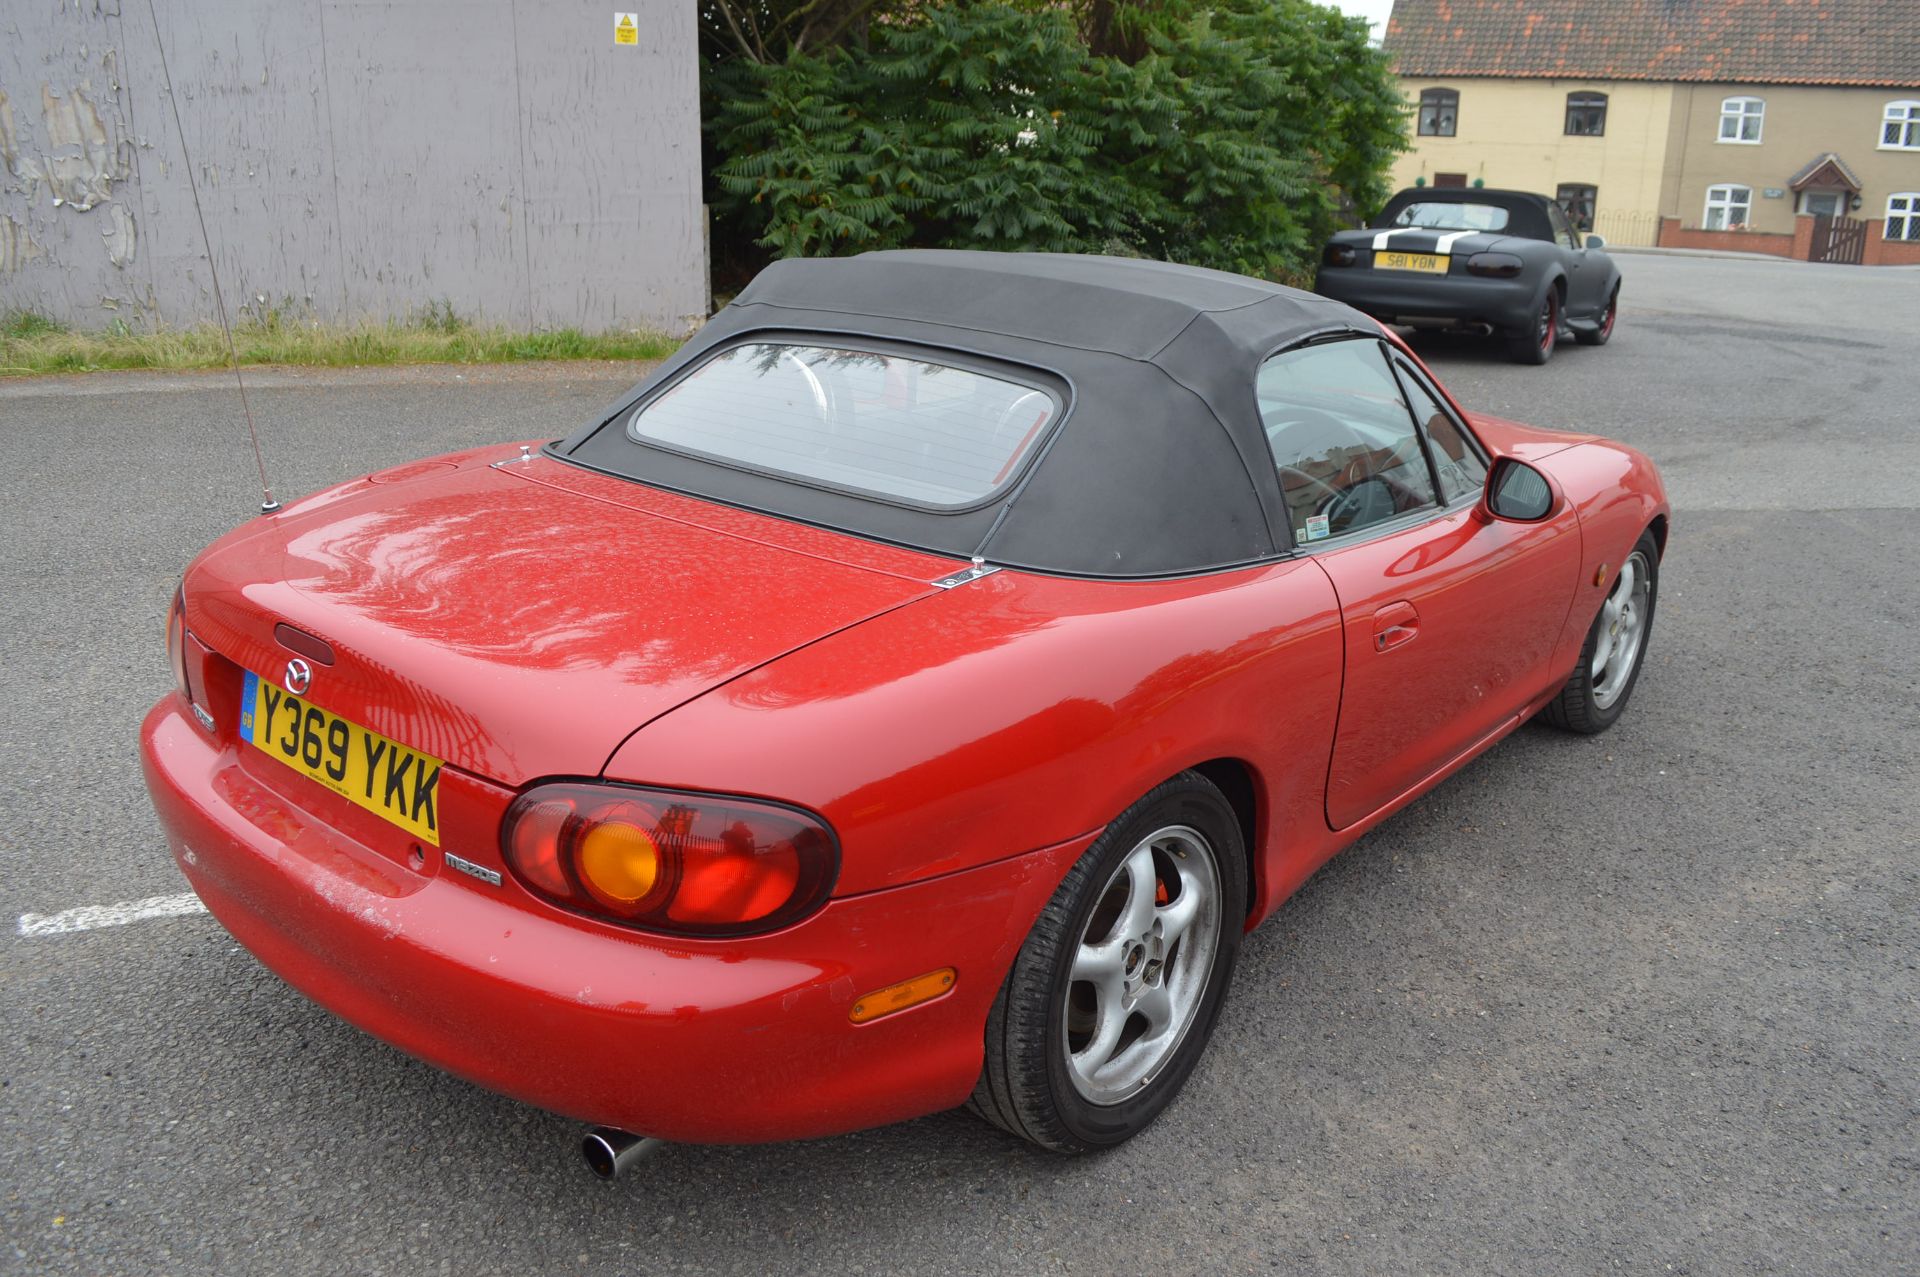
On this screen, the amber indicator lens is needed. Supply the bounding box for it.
[849,968,958,1024]
[501,782,837,937]
[577,812,662,906]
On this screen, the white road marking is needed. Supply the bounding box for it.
[16,892,208,937]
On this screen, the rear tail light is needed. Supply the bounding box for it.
[1323,244,1358,268]
[166,585,189,700]
[501,782,838,937]
[1465,252,1524,278]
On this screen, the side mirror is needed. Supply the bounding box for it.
[1585,233,1606,250]
[1482,458,1555,522]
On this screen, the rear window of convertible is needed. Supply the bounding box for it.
[626,342,1059,508]
[1391,201,1511,232]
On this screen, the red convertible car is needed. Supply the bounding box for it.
[141,251,1667,1169]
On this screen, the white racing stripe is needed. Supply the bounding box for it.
[1373,227,1481,255]
[17,892,208,937]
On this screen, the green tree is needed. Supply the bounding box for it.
[699,0,891,62]
[704,1,1406,284]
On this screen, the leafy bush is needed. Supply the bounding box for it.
[705,0,1404,284]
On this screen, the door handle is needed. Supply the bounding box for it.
[1375,624,1417,651]
[1372,601,1420,652]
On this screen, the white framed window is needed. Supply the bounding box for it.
[1799,190,1844,218]
[1703,185,1752,230]
[1718,96,1764,144]
[1889,194,1920,242]
[1882,101,1920,150]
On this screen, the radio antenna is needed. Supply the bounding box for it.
[142,0,279,514]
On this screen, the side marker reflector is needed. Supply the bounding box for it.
[849,968,957,1024]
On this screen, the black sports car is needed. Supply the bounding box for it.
[1314,188,1621,365]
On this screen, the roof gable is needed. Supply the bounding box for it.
[1788,153,1862,191]
[1386,0,1920,89]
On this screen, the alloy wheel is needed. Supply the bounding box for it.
[1063,825,1223,1105]
[1592,549,1651,709]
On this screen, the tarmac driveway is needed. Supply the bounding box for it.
[2,254,1915,1275]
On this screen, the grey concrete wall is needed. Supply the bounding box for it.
[1,0,706,332]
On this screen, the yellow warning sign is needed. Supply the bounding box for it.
[614,12,638,45]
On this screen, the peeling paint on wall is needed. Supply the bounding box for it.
[0,89,21,177]
[1,0,705,330]
[1,215,46,274]
[38,82,119,209]
[102,201,136,266]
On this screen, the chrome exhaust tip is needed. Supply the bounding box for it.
[582,1127,664,1179]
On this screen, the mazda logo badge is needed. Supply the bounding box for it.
[284,658,313,695]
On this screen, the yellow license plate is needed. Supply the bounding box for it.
[1375,251,1449,274]
[240,670,443,845]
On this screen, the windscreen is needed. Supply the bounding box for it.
[1391,201,1511,232]
[627,342,1058,508]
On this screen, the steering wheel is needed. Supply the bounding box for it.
[1277,464,1345,508]
[1321,475,1398,533]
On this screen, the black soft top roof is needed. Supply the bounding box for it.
[558,250,1380,577]
[1373,188,1557,241]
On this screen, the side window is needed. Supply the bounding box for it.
[1556,183,1598,233]
[1545,201,1582,250]
[1258,339,1439,545]
[1394,360,1488,504]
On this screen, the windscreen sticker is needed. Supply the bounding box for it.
[1304,513,1331,541]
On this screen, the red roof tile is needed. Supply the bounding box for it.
[1386,0,1920,88]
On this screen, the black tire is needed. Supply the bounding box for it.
[1543,530,1659,734]
[1506,285,1560,365]
[969,772,1247,1153]
[1575,286,1619,347]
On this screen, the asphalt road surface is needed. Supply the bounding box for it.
[3,254,1916,1275]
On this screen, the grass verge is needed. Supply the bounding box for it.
[1,308,684,378]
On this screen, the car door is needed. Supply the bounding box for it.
[1257,338,1582,831]
[1546,201,1602,319]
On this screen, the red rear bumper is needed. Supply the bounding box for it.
[140,697,1090,1143]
